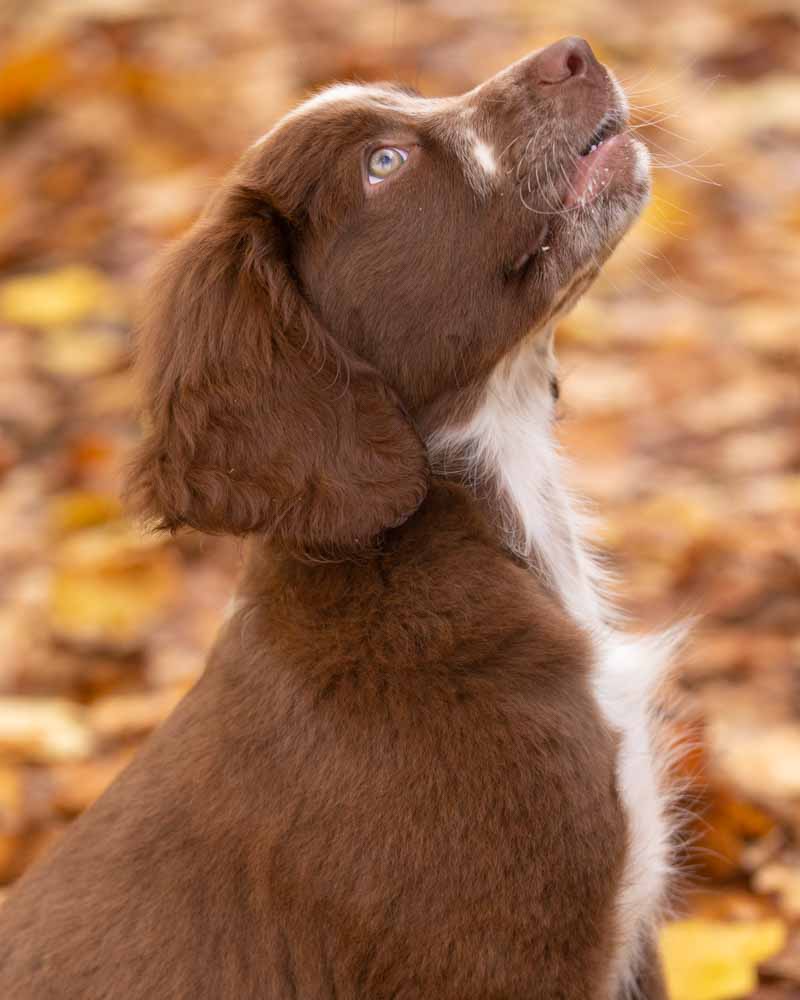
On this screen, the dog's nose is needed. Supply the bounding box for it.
[531,37,596,86]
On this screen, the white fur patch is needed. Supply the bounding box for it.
[633,139,652,185]
[429,333,675,991]
[593,628,679,991]
[252,83,390,144]
[429,331,609,626]
[472,138,498,177]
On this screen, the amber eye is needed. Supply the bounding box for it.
[367,147,408,184]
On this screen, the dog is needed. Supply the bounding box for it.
[0,37,673,998]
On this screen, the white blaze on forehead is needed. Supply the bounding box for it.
[458,126,498,193]
[472,138,498,177]
[251,83,373,146]
[289,82,459,121]
[283,82,377,118]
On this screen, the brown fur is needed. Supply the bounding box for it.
[0,485,626,998]
[125,188,429,556]
[0,38,667,998]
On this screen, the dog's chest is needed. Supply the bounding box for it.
[591,631,672,984]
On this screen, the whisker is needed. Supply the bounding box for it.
[650,192,691,219]
[650,170,720,187]
[498,134,523,166]
[640,216,690,241]
[627,93,688,114]
[643,136,722,181]
[630,115,686,135]
[623,61,701,97]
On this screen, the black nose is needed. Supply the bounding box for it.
[531,37,596,86]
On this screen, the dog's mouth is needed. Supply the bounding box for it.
[564,110,630,208]
[508,103,642,276]
[508,113,625,274]
[578,112,624,158]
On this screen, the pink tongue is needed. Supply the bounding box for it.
[564,134,621,207]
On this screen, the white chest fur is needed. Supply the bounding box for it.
[592,629,676,990]
[429,334,674,990]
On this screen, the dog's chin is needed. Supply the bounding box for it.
[561,135,651,273]
[605,137,651,230]
[514,135,650,286]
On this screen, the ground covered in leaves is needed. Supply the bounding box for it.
[0,1,798,997]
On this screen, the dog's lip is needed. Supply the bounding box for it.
[563,132,630,207]
[577,112,624,158]
[561,107,631,208]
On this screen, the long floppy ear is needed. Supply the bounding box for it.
[126,185,429,556]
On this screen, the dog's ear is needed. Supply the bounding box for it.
[125,185,429,556]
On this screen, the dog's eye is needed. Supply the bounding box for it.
[368,147,408,184]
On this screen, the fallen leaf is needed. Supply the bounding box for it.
[0,267,120,328]
[660,918,787,1000]
[49,524,178,651]
[0,698,93,763]
[48,492,122,537]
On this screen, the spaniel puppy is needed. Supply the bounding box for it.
[0,38,672,999]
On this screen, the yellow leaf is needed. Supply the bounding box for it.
[49,491,122,537]
[0,267,121,328]
[49,524,178,650]
[660,918,787,1000]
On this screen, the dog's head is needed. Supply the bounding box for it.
[127,37,650,557]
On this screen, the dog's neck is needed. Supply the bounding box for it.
[428,329,611,630]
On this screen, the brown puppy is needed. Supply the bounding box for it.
[0,38,671,999]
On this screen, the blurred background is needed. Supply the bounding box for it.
[0,1,798,996]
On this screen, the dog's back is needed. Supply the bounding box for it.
[0,484,624,999]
